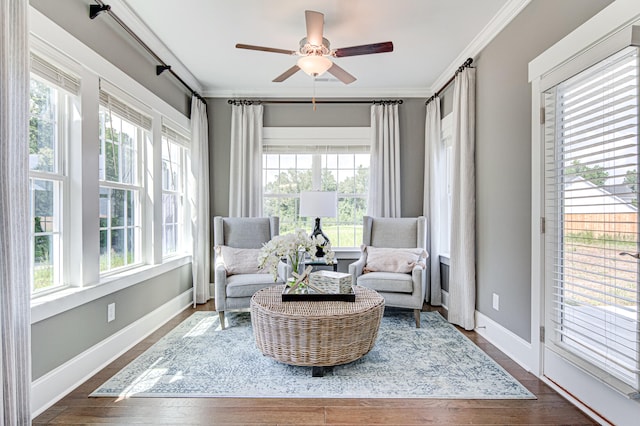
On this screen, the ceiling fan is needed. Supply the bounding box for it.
[236,10,393,84]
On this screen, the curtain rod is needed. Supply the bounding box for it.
[425,58,473,106]
[90,1,206,103]
[227,99,403,106]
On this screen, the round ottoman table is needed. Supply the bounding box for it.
[250,285,385,376]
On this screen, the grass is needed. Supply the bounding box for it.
[279,223,364,249]
[33,264,53,291]
[562,232,638,308]
[564,231,637,249]
[100,252,136,272]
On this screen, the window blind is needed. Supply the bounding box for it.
[161,124,190,147]
[30,53,80,96]
[263,144,369,154]
[99,90,152,131]
[544,46,640,396]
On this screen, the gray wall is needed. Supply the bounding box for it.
[29,0,194,380]
[30,0,191,116]
[209,98,426,217]
[32,265,192,379]
[471,0,612,341]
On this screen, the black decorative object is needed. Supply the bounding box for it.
[311,217,330,257]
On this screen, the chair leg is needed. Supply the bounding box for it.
[414,309,421,328]
[219,311,225,330]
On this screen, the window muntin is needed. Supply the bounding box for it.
[321,153,369,248]
[263,152,369,248]
[29,71,73,294]
[98,101,147,273]
[161,129,188,257]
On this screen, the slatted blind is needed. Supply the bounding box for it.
[30,53,80,95]
[262,126,370,154]
[262,144,369,154]
[99,90,152,131]
[544,46,640,396]
[161,124,191,147]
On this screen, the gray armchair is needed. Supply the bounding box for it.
[349,216,428,327]
[213,216,288,329]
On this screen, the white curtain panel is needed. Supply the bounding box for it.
[0,0,32,423]
[229,104,263,217]
[448,67,476,330]
[368,103,401,217]
[423,98,442,306]
[190,96,211,305]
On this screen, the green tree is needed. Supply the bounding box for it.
[29,79,55,172]
[264,169,313,228]
[566,159,608,186]
[623,169,637,192]
[29,80,57,265]
[336,166,369,223]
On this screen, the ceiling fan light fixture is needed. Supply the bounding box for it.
[297,55,332,77]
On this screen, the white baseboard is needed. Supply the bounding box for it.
[31,289,193,418]
[441,289,449,310]
[474,310,534,373]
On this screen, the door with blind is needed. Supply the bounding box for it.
[543,46,640,398]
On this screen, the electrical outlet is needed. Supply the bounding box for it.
[492,293,499,311]
[107,303,116,322]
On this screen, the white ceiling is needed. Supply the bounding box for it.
[117,0,525,98]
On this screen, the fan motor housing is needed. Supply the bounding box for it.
[299,37,330,56]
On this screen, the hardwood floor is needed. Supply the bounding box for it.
[34,302,598,425]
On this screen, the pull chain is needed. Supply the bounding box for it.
[313,78,317,111]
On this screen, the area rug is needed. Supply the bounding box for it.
[91,310,535,399]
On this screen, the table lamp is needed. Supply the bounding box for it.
[299,191,338,257]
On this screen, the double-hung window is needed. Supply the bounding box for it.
[262,128,370,248]
[98,90,150,273]
[28,53,79,294]
[161,124,189,257]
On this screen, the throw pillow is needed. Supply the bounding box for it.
[216,246,267,275]
[363,246,428,274]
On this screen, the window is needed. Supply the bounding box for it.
[98,91,150,273]
[262,128,370,248]
[161,125,189,257]
[544,46,640,395]
[28,53,79,294]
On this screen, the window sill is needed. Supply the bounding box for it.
[439,254,450,265]
[31,254,192,324]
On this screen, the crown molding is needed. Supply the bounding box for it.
[111,0,203,94]
[428,0,531,95]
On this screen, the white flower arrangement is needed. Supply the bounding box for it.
[258,228,335,282]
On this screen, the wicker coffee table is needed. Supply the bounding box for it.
[250,285,385,376]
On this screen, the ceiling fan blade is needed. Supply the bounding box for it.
[273,65,301,82]
[236,43,296,55]
[334,41,394,58]
[326,63,356,85]
[305,10,324,46]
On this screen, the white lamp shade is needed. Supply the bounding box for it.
[299,191,337,218]
[297,55,332,76]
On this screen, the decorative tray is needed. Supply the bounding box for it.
[281,285,356,302]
